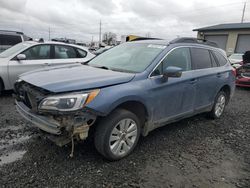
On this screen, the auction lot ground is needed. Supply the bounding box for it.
[0,88,249,188]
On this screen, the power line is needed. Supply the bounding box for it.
[168,1,249,16]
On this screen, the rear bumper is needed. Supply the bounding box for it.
[15,100,61,135]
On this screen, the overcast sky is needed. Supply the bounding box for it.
[0,0,249,42]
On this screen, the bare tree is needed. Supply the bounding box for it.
[102,32,117,45]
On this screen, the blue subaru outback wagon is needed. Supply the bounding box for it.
[14,38,235,160]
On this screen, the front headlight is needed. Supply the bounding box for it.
[39,89,100,111]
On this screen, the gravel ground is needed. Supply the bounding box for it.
[0,88,249,188]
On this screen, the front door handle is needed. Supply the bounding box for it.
[44,63,50,66]
[189,78,197,84]
[217,73,222,78]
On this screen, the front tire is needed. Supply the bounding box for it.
[209,91,227,119]
[94,109,141,161]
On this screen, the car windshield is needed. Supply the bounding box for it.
[88,42,166,73]
[0,42,32,58]
[229,54,243,60]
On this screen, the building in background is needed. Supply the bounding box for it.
[193,23,250,55]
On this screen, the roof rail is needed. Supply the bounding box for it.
[170,37,218,48]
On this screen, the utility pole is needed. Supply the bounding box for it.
[241,2,246,23]
[48,27,51,41]
[99,20,102,47]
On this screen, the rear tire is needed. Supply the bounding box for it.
[209,91,227,119]
[94,109,141,161]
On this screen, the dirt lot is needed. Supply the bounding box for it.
[0,88,249,188]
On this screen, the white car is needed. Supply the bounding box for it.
[0,41,95,92]
[228,53,243,64]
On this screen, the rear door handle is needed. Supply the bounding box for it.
[217,73,222,78]
[189,78,197,84]
[44,63,50,66]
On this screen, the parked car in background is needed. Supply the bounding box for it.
[228,53,244,69]
[0,41,95,93]
[0,30,31,53]
[228,53,243,64]
[14,38,235,160]
[236,51,250,87]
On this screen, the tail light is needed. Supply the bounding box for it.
[232,68,237,77]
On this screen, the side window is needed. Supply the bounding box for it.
[151,47,191,76]
[55,45,77,59]
[162,47,191,71]
[213,51,228,66]
[191,48,212,69]
[209,51,218,67]
[76,48,87,58]
[22,45,50,60]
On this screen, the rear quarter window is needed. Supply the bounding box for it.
[213,51,228,66]
[209,51,218,67]
[191,48,212,70]
[76,48,87,58]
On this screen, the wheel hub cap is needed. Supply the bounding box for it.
[109,118,138,156]
[215,95,226,117]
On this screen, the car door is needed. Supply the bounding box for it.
[148,47,197,125]
[49,45,87,66]
[8,44,51,87]
[190,47,219,111]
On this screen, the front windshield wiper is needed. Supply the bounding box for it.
[84,64,137,73]
[92,65,110,70]
[109,67,138,73]
[82,61,90,65]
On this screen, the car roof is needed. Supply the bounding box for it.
[23,41,89,51]
[130,39,221,50]
[0,30,24,35]
[130,39,169,45]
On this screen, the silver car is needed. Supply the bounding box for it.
[0,41,95,92]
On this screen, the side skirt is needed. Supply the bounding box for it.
[142,104,213,136]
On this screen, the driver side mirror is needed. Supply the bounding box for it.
[163,66,182,78]
[16,54,26,61]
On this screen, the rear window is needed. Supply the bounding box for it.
[191,48,212,69]
[0,34,22,46]
[213,51,228,66]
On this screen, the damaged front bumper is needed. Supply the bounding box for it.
[16,100,62,135]
[15,100,97,146]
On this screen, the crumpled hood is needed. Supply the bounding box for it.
[20,64,135,92]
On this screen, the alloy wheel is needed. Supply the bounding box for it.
[215,94,226,117]
[109,118,138,157]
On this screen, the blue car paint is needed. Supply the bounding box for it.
[20,64,135,92]
[19,40,235,135]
